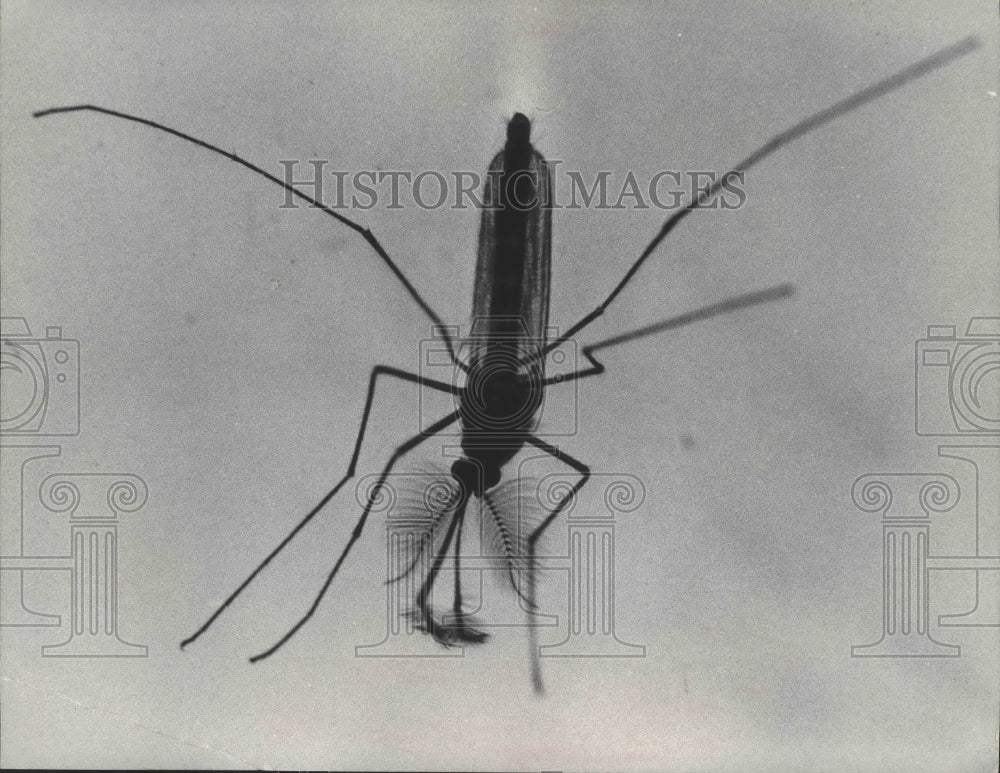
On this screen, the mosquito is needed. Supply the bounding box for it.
[34,35,977,693]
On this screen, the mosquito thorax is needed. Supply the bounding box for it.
[459,347,544,433]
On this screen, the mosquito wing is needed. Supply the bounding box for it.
[470,114,553,373]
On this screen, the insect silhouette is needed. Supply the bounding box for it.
[35,35,977,693]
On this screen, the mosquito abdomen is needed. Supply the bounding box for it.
[470,113,553,358]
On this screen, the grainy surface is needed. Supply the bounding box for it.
[2,1,997,770]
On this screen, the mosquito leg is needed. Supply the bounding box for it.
[179,365,457,650]
[402,487,489,645]
[543,348,604,387]
[529,37,978,358]
[544,284,795,387]
[249,410,460,662]
[414,500,464,639]
[440,499,489,643]
[32,104,462,365]
[523,435,591,695]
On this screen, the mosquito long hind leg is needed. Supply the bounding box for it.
[32,104,463,365]
[180,366,457,650]
[534,36,979,357]
[523,436,592,695]
[249,410,460,662]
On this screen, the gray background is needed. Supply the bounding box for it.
[2,1,997,770]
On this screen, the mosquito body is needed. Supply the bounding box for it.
[370,112,566,659]
[455,112,552,488]
[33,35,977,694]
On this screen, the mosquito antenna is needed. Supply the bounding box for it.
[32,104,460,365]
[533,35,979,361]
[482,491,531,605]
[383,484,462,585]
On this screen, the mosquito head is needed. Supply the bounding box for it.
[506,112,531,150]
[450,456,501,496]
